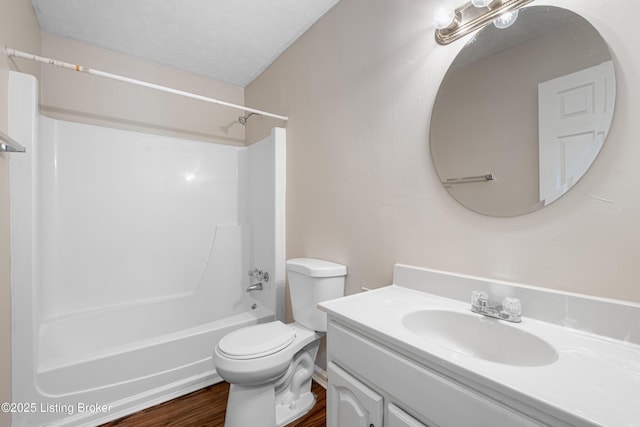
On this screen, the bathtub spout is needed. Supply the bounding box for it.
[246,283,263,292]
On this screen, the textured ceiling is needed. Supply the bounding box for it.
[31,0,340,87]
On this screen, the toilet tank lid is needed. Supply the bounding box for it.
[286,258,347,277]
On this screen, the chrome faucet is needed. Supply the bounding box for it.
[471,291,522,323]
[248,268,269,283]
[246,268,269,292]
[246,282,264,292]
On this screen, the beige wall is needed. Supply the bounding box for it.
[1,1,41,424]
[40,33,245,146]
[246,0,640,304]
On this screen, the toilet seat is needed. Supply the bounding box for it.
[218,321,296,360]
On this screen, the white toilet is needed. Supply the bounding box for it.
[213,258,347,427]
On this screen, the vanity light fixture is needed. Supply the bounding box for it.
[493,8,519,28]
[433,6,460,30]
[471,0,496,8]
[433,0,534,45]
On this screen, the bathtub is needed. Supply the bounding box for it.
[36,304,273,426]
[8,72,286,426]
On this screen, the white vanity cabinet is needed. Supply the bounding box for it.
[326,320,543,427]
[320,265,640,426]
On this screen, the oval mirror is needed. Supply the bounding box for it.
[430,6,616,217]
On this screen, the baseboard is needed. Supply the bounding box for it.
[312,365,327,389]
[56,372,223,427]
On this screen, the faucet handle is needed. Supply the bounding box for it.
[502,297,522,316]
[471,290,488,307]
[248,268,269,283]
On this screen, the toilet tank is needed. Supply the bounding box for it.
[286,258,347,332]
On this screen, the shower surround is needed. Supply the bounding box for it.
[8,72,286,426]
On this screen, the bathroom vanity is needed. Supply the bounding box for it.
[318,265,640,427]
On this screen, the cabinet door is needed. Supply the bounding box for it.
[328,362,383,427]
[389,403,431,427]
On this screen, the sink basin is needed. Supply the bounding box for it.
[402,309,558,366]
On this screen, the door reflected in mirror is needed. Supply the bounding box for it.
[430,6,616,217]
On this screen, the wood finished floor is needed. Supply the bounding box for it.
[100,381,326,427]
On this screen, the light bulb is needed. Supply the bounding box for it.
[471,0,492,7]
[433,6,456,30]
[493,9,519,29]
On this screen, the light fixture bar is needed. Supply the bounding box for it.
[435,0,534,45]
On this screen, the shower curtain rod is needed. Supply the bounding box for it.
[6,47,289,122]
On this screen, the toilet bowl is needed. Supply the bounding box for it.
[212,258,347,427]
[213,322,321,426]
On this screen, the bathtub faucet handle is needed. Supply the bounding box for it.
[248,268,269,283]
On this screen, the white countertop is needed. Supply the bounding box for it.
[319,284,640,427]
